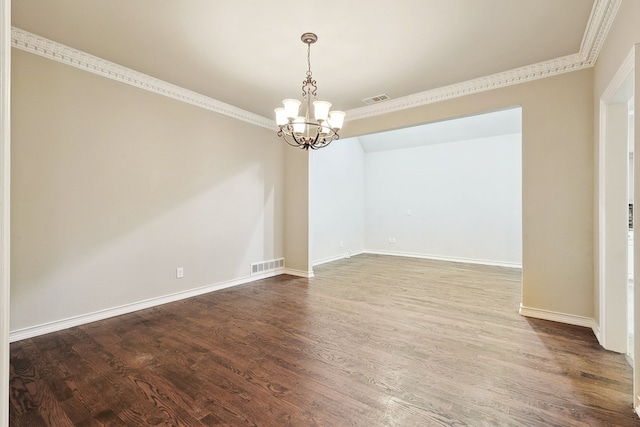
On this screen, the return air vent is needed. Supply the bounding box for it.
[251,258,285,276]
[362,94,391,105]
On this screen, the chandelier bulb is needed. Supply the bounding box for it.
[329,111,346,130]
[283,99,301,119]
[313,101,332,122]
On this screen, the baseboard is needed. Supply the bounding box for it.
[365,250,522,269]
[519,304,595,329]
[592,322,603,346]
[8,256,534,342]
[282,268,315,278]
[9,269,284,343]
[312,250,366,267]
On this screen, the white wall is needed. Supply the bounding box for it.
[365,134,521,266]
[310,138,365,265]
[311,127,521,267]
[10,49,285,335]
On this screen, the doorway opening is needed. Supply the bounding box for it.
[597,46,638,412]
[310,107,522,269]
[599,70,634,356]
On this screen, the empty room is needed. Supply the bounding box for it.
[3,0,640,425]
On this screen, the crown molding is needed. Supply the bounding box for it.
[580,0,620,64]
[11,27,276,130]
[11,0,621,125]
[345,0,622,121]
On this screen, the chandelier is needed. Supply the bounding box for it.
[274,33,346,150]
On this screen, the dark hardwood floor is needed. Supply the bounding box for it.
[9,254,639,426]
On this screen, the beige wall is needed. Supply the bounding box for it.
[11,49,285,331]
[284,147,311,275]
[344,69,595,319]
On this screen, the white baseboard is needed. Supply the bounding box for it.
[9,269,284,343]
[312,250,366,267]
[365,250,522,269]
[519,304,596,329]
[7,255,532,342]
[282,268,315,278]
[592,322,603,346]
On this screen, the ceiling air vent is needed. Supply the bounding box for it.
[362,94,391,105]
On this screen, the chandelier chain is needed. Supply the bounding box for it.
[307,42,311,76]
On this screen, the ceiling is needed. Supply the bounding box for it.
[12,1,611,124]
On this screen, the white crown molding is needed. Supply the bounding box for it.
[10,0,621,125]
[580,0,621,64]
[345,0,622,121]
[11,27,276,131]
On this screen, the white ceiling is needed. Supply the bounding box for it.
[12,0,602,122]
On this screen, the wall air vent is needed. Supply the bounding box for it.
[362,94,391,105]
[250,258,285,276]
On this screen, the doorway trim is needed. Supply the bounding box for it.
[598,46,634,348]
[597,44,637,411]
[0,0,10,425]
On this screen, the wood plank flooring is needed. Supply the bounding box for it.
[9,254,639,426]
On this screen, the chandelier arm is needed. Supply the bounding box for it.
[312,138,329,150]
[311,130,320,147]
[289,131,313,150]
[284,133,306,149]
[310,138,330,150]
[290,131,302,146]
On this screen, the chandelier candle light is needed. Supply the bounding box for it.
[275,33,346,150]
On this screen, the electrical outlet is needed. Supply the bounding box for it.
[340,241,344,248]
[176,267,184,279]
